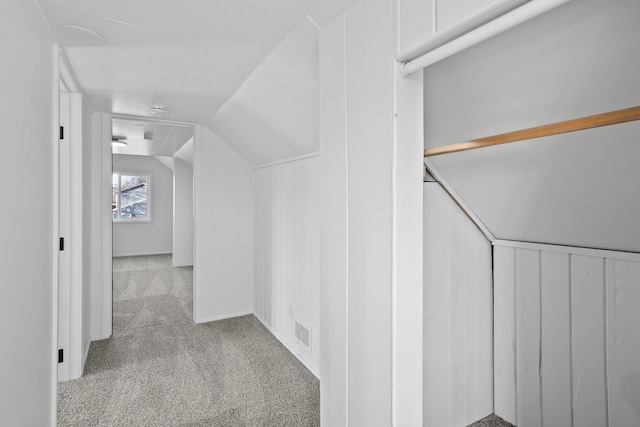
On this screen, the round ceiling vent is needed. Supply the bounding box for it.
[58,24,105,46]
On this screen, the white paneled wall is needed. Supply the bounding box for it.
[253,155,320,374]
[494,241,640,427]
[423,183,493,426]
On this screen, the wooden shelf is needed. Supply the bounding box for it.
[424,106,640,157]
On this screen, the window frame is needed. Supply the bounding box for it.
[112,171,152,223]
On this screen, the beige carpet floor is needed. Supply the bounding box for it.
[57,255,319,426]
[469,414,514,427]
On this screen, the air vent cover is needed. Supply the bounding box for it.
[294,320,311,351]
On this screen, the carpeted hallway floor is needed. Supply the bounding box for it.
[57,255,320,427]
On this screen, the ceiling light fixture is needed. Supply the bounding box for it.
[57,24,105,46]
[111,137,128,147]
[143,133,154,141]
[151,106,165,115]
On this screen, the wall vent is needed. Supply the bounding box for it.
[294,320,311,351]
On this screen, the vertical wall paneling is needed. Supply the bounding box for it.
[540,252,572,427]
[493,240,640,426]
[423,184,451,427]
[571,255,607,427]
[515,248,542,427]
[606,259,640,426]
[493,246,517,424]
[253,156,320,374]
[423,183,493,426]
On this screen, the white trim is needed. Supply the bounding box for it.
[113,251,172,258]
[493,240,640,262]
[197,311,254,324]
[59,50,81,93]
[423,158,495,242]
[50,44,60,427]
[254,152,320,169]
[111,171,152,222]
[254,314,320,379]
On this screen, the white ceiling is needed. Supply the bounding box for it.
[111,118,193,156]
[36,0,359,162]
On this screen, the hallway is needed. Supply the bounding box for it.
[57,256,320,426]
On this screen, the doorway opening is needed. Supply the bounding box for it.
[110,118,195,332]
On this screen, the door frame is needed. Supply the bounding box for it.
[57,51,85,383]
[105,115,197,326]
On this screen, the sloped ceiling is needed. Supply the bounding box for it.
[429,123,640,253]
[36,0,359,163]
[424,0,640,253]
[207,18,320,166]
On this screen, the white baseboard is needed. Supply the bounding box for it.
[195,310,253,324]
[254,314,319,379]
[112,251,172,258]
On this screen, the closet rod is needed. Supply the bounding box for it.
[424,105,640,157]
[400,0,570,76]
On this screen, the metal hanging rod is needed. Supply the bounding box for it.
[424,106,640,157]
[400,0,570,76]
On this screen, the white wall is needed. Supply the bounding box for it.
[423,183,493,426]
[193,126,254,323]
[494,241,640,427]
[112,154,173,257]
[0,2,55,424]
[319,0,424,425]
[253,155,320,374]
[173,158,193,267]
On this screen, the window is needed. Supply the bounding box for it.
[112,173,150,221]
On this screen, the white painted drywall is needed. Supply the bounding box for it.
[173,159,193,267]
[253,156,320,374]
[493,241,640,426]
[0,2,55,424]
[423,183,493,426]
[112,154,173,257]
[424,0,640,253]
[193,126,254,323]
[318,0,424,424]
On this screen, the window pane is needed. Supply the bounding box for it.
[119,175,148,219]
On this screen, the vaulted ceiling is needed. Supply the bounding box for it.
[36,0,358,164]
